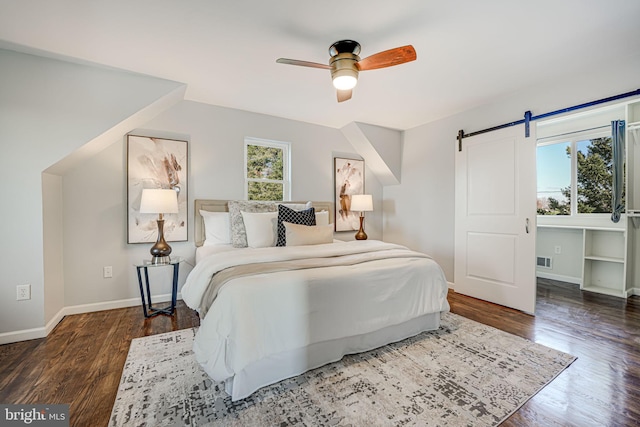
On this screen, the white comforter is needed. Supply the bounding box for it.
[182,240,449,399]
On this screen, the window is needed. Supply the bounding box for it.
[244,138,290,201]
[575,138,616,213]
[537,141,571,215]
[537,130,622,215]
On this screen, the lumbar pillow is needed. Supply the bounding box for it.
[241,211,278,248]
[276,205,316,246]
[200,210,231,246]
[284,222,334,246]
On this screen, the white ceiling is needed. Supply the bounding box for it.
[1,0,639,130]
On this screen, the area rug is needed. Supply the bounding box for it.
[109,312,575,426]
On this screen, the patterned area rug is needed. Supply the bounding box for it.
[110,313,575,426]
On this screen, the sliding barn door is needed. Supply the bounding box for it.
[454,125,537,314]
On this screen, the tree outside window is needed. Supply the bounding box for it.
[245,139,290,201]
[537,136,623,215]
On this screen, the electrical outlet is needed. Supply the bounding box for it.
[554,246,561,254]
[103,266,113,278]
[16,284,31,301]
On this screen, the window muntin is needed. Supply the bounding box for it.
[244,138,290,201]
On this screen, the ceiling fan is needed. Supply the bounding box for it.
[276,40,417,102]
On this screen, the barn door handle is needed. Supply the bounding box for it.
[525,218,530,234]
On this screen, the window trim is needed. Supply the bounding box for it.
[244,137,291,201]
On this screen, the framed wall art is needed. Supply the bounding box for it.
[334,157,364,231]
[127,135,188,244]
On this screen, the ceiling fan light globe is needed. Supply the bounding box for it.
[332,75,357,90]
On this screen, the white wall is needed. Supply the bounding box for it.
[536,227,583,283]
[0,48,184,337]
[42,173,65,323]
[384,54,640,282]
[383,118,456,279]
[61,101,384,308]
[341,122,402,185]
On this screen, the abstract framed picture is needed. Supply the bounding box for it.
[127,135,188,244]
[334,157,364,232]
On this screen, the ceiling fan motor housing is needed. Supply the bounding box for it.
[329,40,361,56]
[329,40,361,90]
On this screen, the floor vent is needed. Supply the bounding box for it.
[537,256,552,268]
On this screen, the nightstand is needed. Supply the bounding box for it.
[134,257,182,317]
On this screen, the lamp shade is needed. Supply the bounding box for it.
[139,189,179,214]
[350,194,373,212]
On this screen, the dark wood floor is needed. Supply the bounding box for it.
[1,280,639,426]
[453,279,640,427]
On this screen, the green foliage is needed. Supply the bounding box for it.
[576,137,615,213]
[538,137,621,215]
[246,145,283,180]
[538,196,571,215]
[248,182,283,201]
[246,144,284,201]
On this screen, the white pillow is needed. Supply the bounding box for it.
[315,210,329,226]
[241,211,278,248]
[200,210,231,246]
[284,222,334,246]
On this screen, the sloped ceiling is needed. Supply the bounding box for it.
[1,0,639,130]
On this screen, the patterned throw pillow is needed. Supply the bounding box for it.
[228,201,277,247]
[276,205,316,246]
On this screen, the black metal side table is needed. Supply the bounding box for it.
[135,257,182,317]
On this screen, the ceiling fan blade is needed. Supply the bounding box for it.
[356,45,417,71]
[276,58,331,69]
[337,89,352,102]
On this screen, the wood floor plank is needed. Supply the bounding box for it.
[1,281,638,426]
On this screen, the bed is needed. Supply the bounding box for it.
[181,199,450,401]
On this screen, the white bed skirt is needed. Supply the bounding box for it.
[225,311,442,401]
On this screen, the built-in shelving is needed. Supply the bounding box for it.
[627,102,640,213]
[582,228,626,297]
[627,211,640,229]
[626,101,640,295]
[583,255,624,263]
[537,224,628,297]
[536,100,640,298]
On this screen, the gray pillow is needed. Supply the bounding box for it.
[228,201,277,247]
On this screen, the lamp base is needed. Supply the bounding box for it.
[150,218,173,262]
[355,215,368,240]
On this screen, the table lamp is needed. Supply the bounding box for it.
[350,194,373,240]
[139,189,179,264]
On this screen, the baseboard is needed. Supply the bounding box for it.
[536,272,582,285]
[0,326,48,345]
[447,281,455,290]
[45,307,67,336]
[0,292,182,345]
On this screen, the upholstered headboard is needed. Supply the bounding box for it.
[194,199,335,247]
